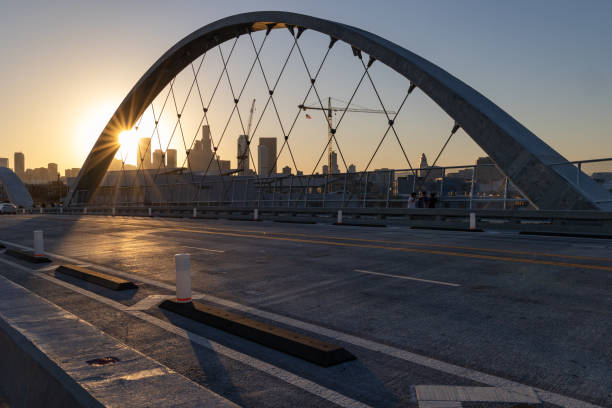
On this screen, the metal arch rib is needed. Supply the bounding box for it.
[0,168,34,208]
[66,11,612,210]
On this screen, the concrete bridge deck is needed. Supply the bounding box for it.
[0,214,610,407]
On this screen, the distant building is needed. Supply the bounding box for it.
[0,158,8,168]
[137,138,151,169]
[348,164,356,173]
[237,135,249,175]
[48,163,58,180]
[296,170,303,176]
[322,165,329,175]
[166,149,177,169]
[282,166,291,175]
[330,151,339,174]
[152,149,164,169]
[188,125,215,172]
[474,156,502,184]
[218,159,231,175]
[258,137,277,176]
[14,152,24,177]
[418,153,443,179]
[65,168,81,178]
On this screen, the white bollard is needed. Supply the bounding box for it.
[253,208,259,221]
[39,207,43,214]
[60,206,63,214]
[337,210,343,224]
[148,207,152,217]
[83,207,87,215]
[175,254,192,303]
[33,230,44,257]
[469,212,476,230]
[192,207,197,218]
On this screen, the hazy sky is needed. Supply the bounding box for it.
[1,0,611,174]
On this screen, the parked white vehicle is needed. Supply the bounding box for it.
[0,203,17,214]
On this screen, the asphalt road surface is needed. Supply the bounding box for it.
[0,214,610,407]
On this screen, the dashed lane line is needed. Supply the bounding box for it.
[0,238,603,408]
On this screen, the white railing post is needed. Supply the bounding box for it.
[174,254,192,303]
[148,207,152,217]
[337,210,343,225]
[192,207,197,218]
[253,208,259,221]
[469,212,476,231]
[33,230,44,257]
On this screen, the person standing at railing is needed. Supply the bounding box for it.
[407,192,417,209]
[428,192,438,208]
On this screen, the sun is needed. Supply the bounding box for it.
[117,129,139,165]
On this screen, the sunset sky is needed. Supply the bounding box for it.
[1,0,611,175]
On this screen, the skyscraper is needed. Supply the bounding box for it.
[237,134,249,175]
[14,152,24,177]
[48,163,58,180]
[152,149,164,169]
[137,138,151,169]
[0,158,8,168]
[166,149,177,169]
[257,137,277,176]
[187,125,215,172]
[330,151,339,174]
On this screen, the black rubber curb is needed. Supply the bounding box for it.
[519,231,612,239]
[274,219,317,224]
[55,265,137,290]
[160,299,356,367]
[5,248,52,263]
[0,244,5,249]
[411,226,483,232]
[333,222,386,228]
[226,217,262,222]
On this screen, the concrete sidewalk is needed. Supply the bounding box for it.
[0,274,239,408]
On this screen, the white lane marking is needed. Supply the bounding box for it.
[0,257,371,408]
[354,269,460,287]
[0,238,603,408]
[182,245,225,253]
[126,295,172,311]
[415,385,540,404]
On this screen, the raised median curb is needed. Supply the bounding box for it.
[519,231,612,239]
[411,225,484,232]
[4,248,52,263]
[55,265,137,290]
[333,222,386,228]
[159,299,356,367]
[0,275,238,408]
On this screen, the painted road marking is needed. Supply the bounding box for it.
[0,257,372,408]
[182,245,225,253]
[0,238,602,408]
[126,294,172,311]
[29,215,612,262]
[168,228,612,271]
[354,269,460,287]
[415,385,540,407]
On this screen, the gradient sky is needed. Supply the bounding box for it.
[1,0,611,174]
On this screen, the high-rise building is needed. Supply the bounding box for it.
[348,164,356,173]
[330,151,339,174]
[137,138,151,169]
[14,152,24,177]
[418,153,428,177]
[237,135,249,175]
[0,158,8,168]
[282,166,291,175]
[166,149,177,169]
[48,163,58,180]
[322,165,329,175]
[187,126,215,172]
[152,149,164,169]
[257,137,277,176]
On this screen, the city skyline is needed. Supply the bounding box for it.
[1,1,611,174]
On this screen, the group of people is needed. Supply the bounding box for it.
[407,191,438,208]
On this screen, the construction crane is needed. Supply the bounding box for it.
[238,99,256,175]
[299,97,396,174]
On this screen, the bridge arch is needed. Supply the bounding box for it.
[66,11,612,210]
[0,167,34,208]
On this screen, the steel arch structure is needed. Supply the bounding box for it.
[0,167,34,208]
[66,11,612,210]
